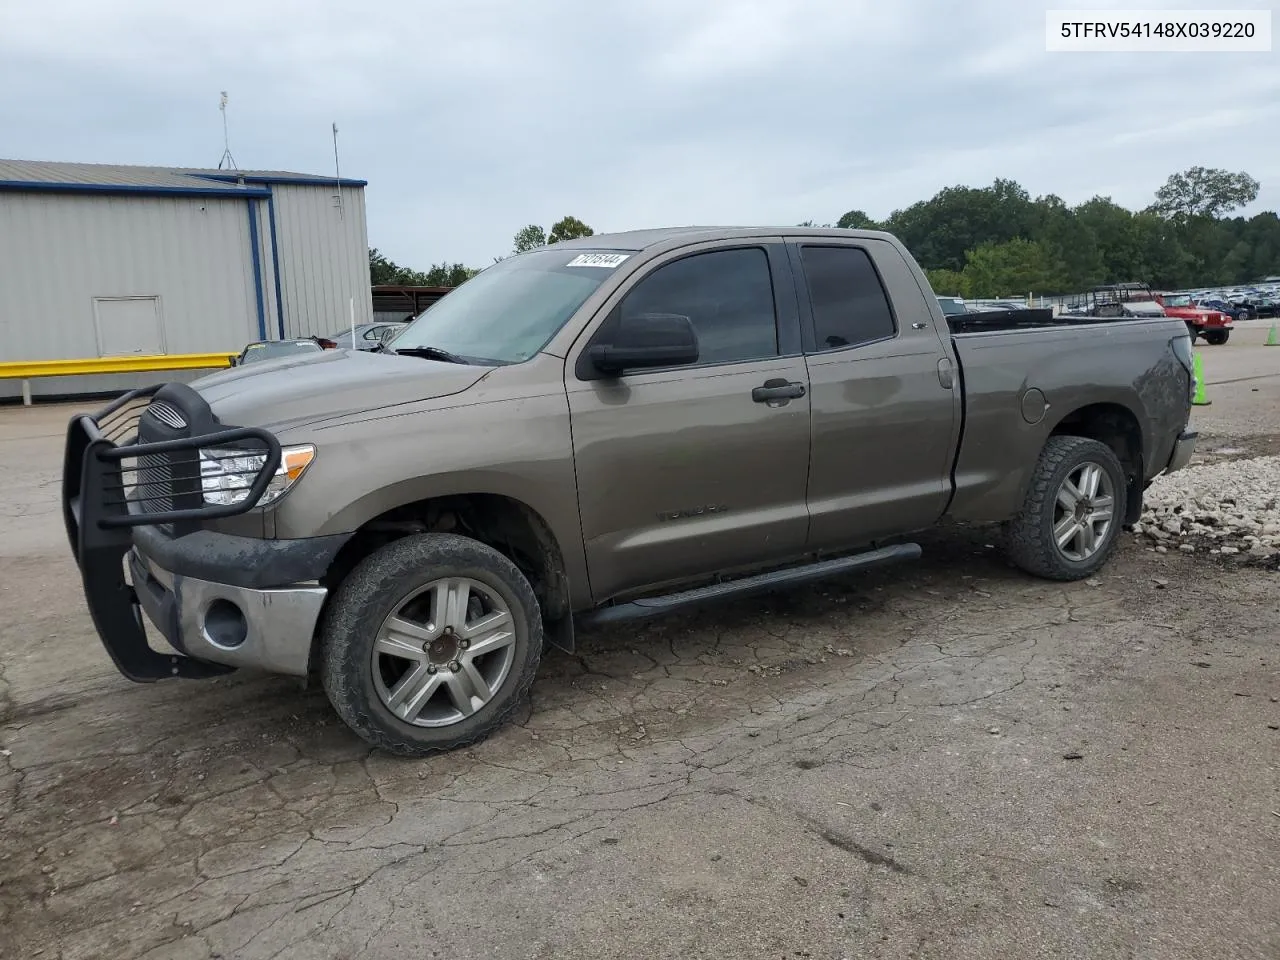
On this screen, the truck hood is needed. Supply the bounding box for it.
[191,348,490,430]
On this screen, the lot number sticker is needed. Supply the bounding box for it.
[565,253,630,268]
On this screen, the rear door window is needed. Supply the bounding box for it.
[798,246,897,351]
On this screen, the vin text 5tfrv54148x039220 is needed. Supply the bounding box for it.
[62,227,1197,756]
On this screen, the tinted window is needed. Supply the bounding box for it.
[620,248,778,365]
[799,246,897,350]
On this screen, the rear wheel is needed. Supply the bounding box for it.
[320,533,543,756]
[1204,330,1229,345]
[1004,436,1127,581]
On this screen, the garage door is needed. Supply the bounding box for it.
[93,296,165,357]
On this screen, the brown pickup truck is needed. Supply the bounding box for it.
[63,227,1198,755]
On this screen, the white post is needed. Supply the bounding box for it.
[349,297,356,349]
[21,379,32,406]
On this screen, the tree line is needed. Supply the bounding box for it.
[370,167,1278,298]
[369,215,595,288]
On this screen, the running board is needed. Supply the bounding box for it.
[578,543,922,627]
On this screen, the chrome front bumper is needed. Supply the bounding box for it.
[129,548,327,677]
[1164,429,1197,475]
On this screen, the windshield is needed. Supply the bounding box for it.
[388,248,628,364]
[937,297,966,316]
[241,340,322,363]
[1164,295,1191,307]
[327,326,374,346]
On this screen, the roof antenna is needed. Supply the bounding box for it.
[331,121,345,220]
[217,91,238,171]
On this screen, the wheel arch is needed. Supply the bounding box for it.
[1047,401,1145,525]
[310,489,579,673]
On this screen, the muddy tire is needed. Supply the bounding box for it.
[1003,436,1127,581]
[320,533,542,757]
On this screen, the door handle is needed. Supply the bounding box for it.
[752,379,806,403]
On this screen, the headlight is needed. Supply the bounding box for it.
[200,444,315,507]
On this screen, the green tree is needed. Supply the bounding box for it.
[369,248,406,285]
[513,224,547,253]
[960,238,1066,298]
[370,249,476,288]
[1151,166,1260,220]
[1034,194,1104,291]
[547,216,594,244]
[1073,197,1144,283]
[836,209,879,230]
[422,263,479,286]
[828,167,1266,293]
[1236,212,1280,280]
[883,178,1040,272]
[924,268,965,295]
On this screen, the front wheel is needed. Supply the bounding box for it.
[1185,322,1199,343]
[1204,330,1230,345]
[1003,436,1127,581]
[320,533,543,756]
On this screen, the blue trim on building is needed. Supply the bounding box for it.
[246,199,268,341]
[194,173,368,188]
[0,179,271,198]
[266,190,286,340]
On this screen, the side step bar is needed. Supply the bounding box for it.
[578,542,922,627]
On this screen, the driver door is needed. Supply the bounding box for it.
[565,241,812,603]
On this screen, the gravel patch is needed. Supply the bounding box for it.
[1137,454,1280,562]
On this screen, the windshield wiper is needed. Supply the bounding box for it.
[393,345,469,364]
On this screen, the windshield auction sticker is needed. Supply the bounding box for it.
[565,253,630,268]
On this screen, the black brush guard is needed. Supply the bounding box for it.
[62,383,282,681]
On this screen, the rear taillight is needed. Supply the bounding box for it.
[1171,333,1195,402]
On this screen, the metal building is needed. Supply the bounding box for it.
[0,159,371,400]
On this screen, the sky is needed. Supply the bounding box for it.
[2,0,1278,269]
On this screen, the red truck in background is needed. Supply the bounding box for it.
[1153,294,1234,345]
[1064,285,1233,346]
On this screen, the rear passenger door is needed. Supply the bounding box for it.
[788,239,960,550]
[566,241,812,602]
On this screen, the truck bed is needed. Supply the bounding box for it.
[943,314,1191,524]
[946,308,1153,334]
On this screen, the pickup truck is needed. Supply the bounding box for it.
[62,227,1198,756]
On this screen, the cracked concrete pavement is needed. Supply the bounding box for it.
[2,339,1278,960]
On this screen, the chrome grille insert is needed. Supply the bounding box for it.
[147,401,187,430]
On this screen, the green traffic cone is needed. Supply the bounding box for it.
[1266,323,1279,347]
[1192,352,1211,406]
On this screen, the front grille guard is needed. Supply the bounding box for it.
[64,386,282,550]
[61,384,281,681]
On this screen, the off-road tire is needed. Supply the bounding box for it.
[1204,330,1230,346]
[1003,435,1127,581]
[320,533,543,757]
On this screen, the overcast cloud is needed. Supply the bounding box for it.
[2,0,1277,268]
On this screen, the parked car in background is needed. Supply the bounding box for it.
[1197,297,1252,323]
[936,296,968,316]
[229,338,326,366]
[1251,296,1279,319]
[326,322,410,351]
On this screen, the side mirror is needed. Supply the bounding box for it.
[228,355,239,367]
[589,313,699,375]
